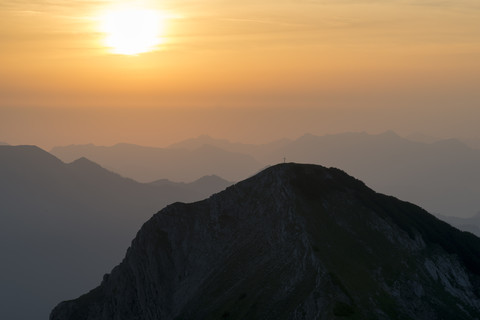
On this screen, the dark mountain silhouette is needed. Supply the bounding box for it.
[170,132,480,219]
[51,143,262,182]
[0,145,230,320]
[261,131,480,218]
[0,141,9,145]
[51,163,480,320]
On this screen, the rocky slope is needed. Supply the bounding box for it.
[51,163,480,320]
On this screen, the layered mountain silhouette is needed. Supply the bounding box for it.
[148,175,232,201]
[51,163,480,320]
[440,213,480,238]
[168,134,291,161]
[263,132,480,218]
[50,133,480,219]
[51,132,480,231]
[0,145,231,320]
[165,132,480,219]
[51,143,262,182]
[0,141,9,145]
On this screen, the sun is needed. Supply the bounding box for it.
[100,7,165,55]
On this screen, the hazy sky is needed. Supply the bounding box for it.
[1,0,480,147]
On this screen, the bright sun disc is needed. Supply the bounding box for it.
[101,8,164,55]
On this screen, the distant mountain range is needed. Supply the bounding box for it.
[0,141,9,145]
[167,132,480,234]
[5,132,480,319]
[462,138,480,150]
[52,132,480,219]
[51,143,262,182]
[147,175,232,201]
[177,132,480,220]
[439,212,480,238]
[167,134,292,161]
[0,145,231,320]
[51,163,480,320]
[262,131,480,219]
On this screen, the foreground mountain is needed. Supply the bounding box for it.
[173,132,480,218]
[51,143,261,182]
[0,145,230,320]
[51,163,480,320]
[261,131,480,218]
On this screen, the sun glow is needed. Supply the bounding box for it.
[100,7,165,55]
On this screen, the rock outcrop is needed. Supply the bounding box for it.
[51,163,480,320]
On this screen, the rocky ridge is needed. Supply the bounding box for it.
[51,163,480,320]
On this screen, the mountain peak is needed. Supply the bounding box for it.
[51,163,480,320]
[70,156,96,164]
[191,174,229,184]
[240,163,366,195]
[68,156,104,170]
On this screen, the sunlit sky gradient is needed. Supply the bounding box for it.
[1,0,480,147]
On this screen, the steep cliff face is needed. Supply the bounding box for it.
[51,164,480,320]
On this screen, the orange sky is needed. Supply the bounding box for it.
[1,0,480,147]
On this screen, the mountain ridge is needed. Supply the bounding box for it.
[0,145,232,320]
[50,131,480,218]
[51,142,261,182]
[263,132,480,218]
[51,163,480,320]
